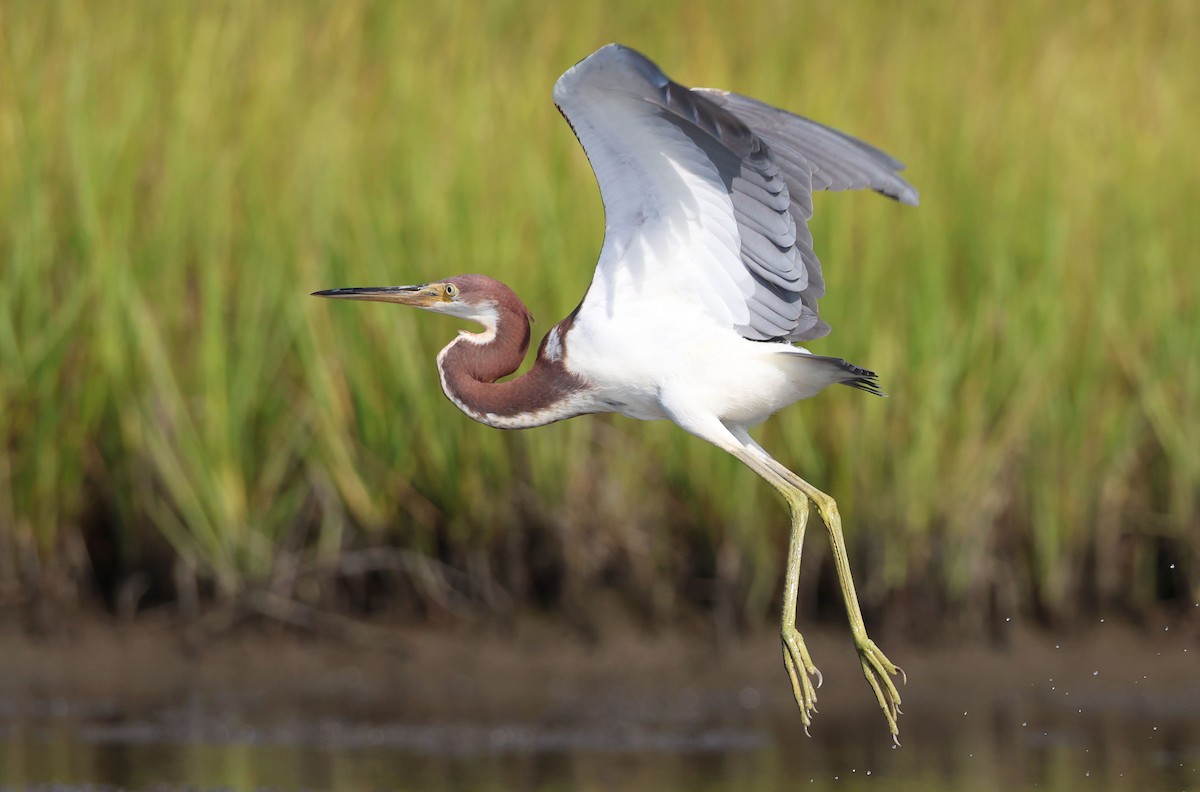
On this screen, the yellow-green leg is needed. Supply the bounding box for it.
[779,490,822,735]
[731,436,904,740]
[795,479,904,739]
[664,416,903,740]
[763,454,905,740]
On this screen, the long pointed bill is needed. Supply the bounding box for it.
[311,285,439,307]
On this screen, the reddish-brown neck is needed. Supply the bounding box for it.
[435,301,590,429]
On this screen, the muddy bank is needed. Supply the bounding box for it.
[2,615,1197,734]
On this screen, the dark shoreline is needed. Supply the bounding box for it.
[3,614,1197,731]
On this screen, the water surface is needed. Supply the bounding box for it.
[1,623,1196,791]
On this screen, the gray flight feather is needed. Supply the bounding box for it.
[554,44,916,343]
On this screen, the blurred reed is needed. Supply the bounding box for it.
[0,0,1196,627]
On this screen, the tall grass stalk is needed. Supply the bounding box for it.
[1,0,1196,624]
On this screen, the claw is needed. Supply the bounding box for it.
[781,626,821,727]
[814,667,824,689]
[855,636,904,738]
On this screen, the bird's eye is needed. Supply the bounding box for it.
[445,283,458,298]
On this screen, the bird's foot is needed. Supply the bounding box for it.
[781,625,823,735]
[855,635,905,742]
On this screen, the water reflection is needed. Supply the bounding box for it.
[3,625,1200,792]
[2,695,1198,792]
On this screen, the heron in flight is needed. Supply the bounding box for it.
[315,44,917,738]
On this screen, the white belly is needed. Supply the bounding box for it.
[566,303,840,428]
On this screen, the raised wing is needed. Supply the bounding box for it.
[553,44,917,342]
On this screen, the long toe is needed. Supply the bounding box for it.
[856,637,903,737]
[782,627,822,731]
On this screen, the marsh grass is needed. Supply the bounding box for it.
[1,1,1196,625]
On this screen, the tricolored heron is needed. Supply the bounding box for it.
[314,44,917,739]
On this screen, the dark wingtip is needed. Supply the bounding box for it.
[843,377,887,397]
[829,359,887,397]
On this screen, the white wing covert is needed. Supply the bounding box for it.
[553,44,917,342]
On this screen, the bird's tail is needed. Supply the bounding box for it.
[809,355,885,397]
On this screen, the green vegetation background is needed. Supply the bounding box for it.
[1,1,1196,628]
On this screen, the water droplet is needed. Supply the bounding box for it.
[739,687,761,709]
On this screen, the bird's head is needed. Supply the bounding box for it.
[312,274,532,330]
